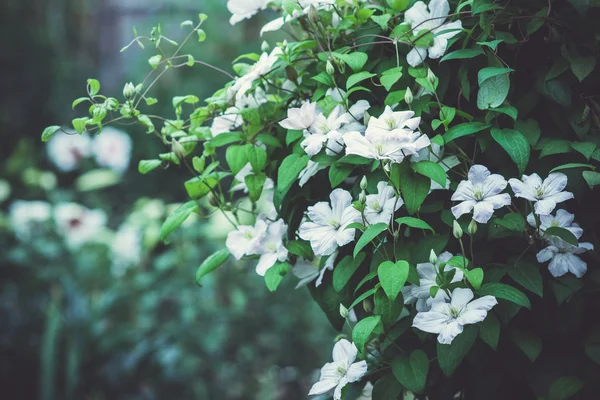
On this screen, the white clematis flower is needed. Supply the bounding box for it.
[364,181,403,225]
[526,209,583,239]
[299,160,327,187]
[9,200,52,241]
[279,101,321,131]
[253,219,289,276]
[54,202,108,249]
[93,127,132,174]
[260,0,336,35]
[46,131,92,172]
[408,252,463,311]
[404,0,463,67]
[412,288,497,344]
[226,220,268,260]
[227,0,270,25]
[230,48,282,101]
[536,237,594,278]
[451,165,512,224]
[308,339,368,400]
[298,189,362,256]
[111,224,143,277]
[508,173,574,216]
[301,105,353,156]
[412,143,460,191]
[292,251,337,288]
[344,107,428,163]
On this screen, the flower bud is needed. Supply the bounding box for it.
[339,303,349,319]
[468,219,478,235]
[360,176,368,191]
[171,140,187,161]
[427,69,436,85]
[429,249,438,265]
[308,5,319,24]
[261,40,270,53]
[207,193,220,207]
[362,298,373,313]
[359,191,367,204]
[123,82,135,99]
[326,60,335,76]
[453,220,463,239]
[404,87,414,105]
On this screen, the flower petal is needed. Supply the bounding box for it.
[472,200,495,223]
[346,360,368,382]
[332,339,358,365]
[542,173,568,195]
[308,363,341,395]
[450,288,475,309]
[534,198,557,216]
[536,246,558,263]
[451,200,476,220]
[412,310,450,334]
[437,320,464,344]
[468,165,491,185]
[547,254,570,277]
[509,178,536,201]
[407,47,428,67]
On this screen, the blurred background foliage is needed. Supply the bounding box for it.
[0,1,335,399]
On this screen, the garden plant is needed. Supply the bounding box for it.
[43,0,600,399]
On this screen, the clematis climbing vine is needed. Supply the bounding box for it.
[44,0,600,398]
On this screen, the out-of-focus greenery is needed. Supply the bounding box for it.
[0,1,334,399]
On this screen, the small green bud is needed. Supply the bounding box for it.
[453,220,463,239]
[362,298,373,313]
[308,5,319,24]
[123,82,135,98]
[404,87,414,105]
[468,219,478,235]
[339,303,349,319]
[359,191,367,204]
[427,69,436,85]
[261,40,270,53]
[171,140,187,161]
[135,84,144,93]
[360,176,368,190]
[429,249,438,265]
[326,60,335,76]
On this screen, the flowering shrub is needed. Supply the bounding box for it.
[45,0,600,398]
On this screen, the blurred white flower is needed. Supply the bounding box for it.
[292,251,337,288]
[364,181,403,225]
[536,237,593,278]
[94,127,133,174]
[412,288,497,344]
[9,200,52,240]
[279,101,321,131]
[253,219,289,276]
[526,209,583,239]
[409,252,463,312]
[260,0,336,35]
[308,339,368,400]
[227,0,270,25]
[226,220,268,260]
[231,163,275,193]
[54,202,108,249]
[299,189,361,256]
[111,225,143,277]
[404,0,463,67]
[301,106,352,157]
[509,173,573,216]
[46,132,92,172]
[231,48,282,101]
[299,160,326,187]
[451,165,511,223]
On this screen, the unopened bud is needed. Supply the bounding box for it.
[123,82,135,98]
[429,249,438,265]
[453,220,463,239]
[360,176,368,190]
[261,40,270,53]
[404,87,414,105]
[171,140,187,161]
[427,69,436,85]
[326,60,335,76]
[207,193,220,207]
[359,191,367,204]
[362,298,373,313]
[339,304,349,319]
[308,5,319,24]
[468,219,478,235]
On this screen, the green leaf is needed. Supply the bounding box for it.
[72,117,88,133]
[511,330,542,362]
[380,67,403,91]
[275,154,309,207]
[374,288,403,327]
[148,55,162,69]
[490,128,530,174]
[349,287,378,310]
[329,163,353,188]
[526,8,548,35]
[515,119,541,146]
[437,325,478,376]
[347,72,376,90]
[138,159,162,175]
[547,377,584,400]
[441,47,484,62]
[399,165,430,215]
[494,213,526,232]
[544,226,579,246]
[87,78,100,96]
[160,201,198,241]
[195,248,230,285]
[477,74,510,110]
[550,163,594,173]
[583,171,600,189]
[444,122,490,143]
[372,374,403,400]
[412,160,447,187]
[371,13,392,29]
[466,268,484,290]
[282,0,298,14]
[244,173,267,202]
[571,141,597,160]
[395,217,434,232]
[41,126,60,142]
[333,254,366,292]
[246,146,268,172]
[264,262,290,292]
[478,67,515,85]
[71,97,89,109]
[477,39,504,50]
[392,350,429,393]
[338,52,369,72]
[185,172,228,200]
[137,115,155,133]
[352,316,381,354]
[75,169,121,191]
[508,262,543,297]
[286,240,314,259]
[226,145,249,174]
[490,105,518,121]
[569,55,596,82]
[385,0,409,12]
[539,139,572,158]
[354,223,389,258]
[478,283,531,309]
[378,260,409,301]
[478,313,500,350]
